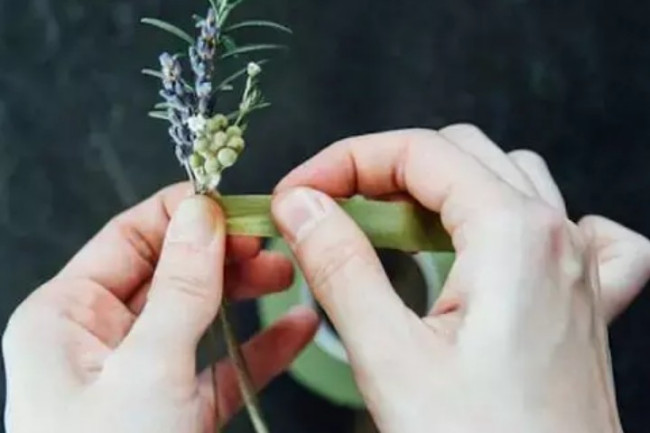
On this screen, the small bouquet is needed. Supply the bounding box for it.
[142,1,450,431]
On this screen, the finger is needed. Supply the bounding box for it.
[115,196,226,372]
[273,129,550,322]
[272,187,427,363]
[509,149,567,213]
[58,182,191,300]
[275,128,511,236]
[579,215,650,322]
[59,183,261,301]
[224,251,294,300]
[226,236,261,262]
[127,251,294,314]
[198,306,318,426]
[439,124,537,197]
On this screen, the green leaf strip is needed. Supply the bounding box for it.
[218,195,453,252]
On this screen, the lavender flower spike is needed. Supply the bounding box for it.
[190,8,219,115]
[159,52,195,164]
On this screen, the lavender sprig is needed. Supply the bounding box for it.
[142,3,291,433]
[143,1,288,194]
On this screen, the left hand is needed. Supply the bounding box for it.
[3,182,318,433]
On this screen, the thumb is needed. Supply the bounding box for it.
[116,196,225,369]
[579,215,650,322]
[271,187,411,365]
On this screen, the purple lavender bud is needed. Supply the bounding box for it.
[169,109,183,126]
[173,81,186,97]
[159,52,174,70]
[196,81,212,98]
[175,143,193,165]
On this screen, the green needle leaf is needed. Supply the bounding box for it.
[221,35,238,56]
[148,111,170,120]
[141,68,164,79]
[220,44,287,59]
[141,18,194,45]
[225,20,293,34]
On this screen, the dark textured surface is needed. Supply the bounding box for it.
[2,0,650,431]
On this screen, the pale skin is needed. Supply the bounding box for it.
[4,125,650,432]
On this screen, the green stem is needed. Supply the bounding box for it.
[207,323,222,433]
[220,302,269,433]
[218,195,453,252]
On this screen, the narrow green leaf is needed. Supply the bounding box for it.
[141,18,194,45]
[154,102,170,109]
[216,59,269,90]
[148,111,170,120]
[221,35,238,55]
[141,68,164,79]
[220,44,287,59]
[250,102,271,112]
[225,110,240,121]
[208,0,219,14]
[225,20,292,34]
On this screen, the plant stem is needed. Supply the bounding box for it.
[218,195,453,252]
[203,191,268,433]
[207,322,222,433]
[220,301,269,433]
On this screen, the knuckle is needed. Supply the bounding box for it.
[106,216,158,267]
[439,123,485,140]
[2,296,44,352]
[527,201,566,233]
[304,239,375,296]
[157,272,217,303]
[478,198,566,240]
[510,149,547,167]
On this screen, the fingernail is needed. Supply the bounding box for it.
[167,197,218,246]
[273,188,330,242]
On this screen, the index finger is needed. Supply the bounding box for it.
[275,129,509,236]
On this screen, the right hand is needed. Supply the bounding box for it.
[270,126,650,433]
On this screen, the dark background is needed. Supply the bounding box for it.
[1,0,650,431]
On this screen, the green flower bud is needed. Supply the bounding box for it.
[189,153,204,169]
[210,131,228,152]
[217,147,238,167]
[247,62,262,78]
[208,114,228,132]
[226,125,243,137]
[193,137,209,153]
[204,157,222,174]
[227,136,245,152]
[207,173,222,190]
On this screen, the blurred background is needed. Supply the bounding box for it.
[2,0,650,431]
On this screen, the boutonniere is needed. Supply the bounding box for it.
[143,1,449,430]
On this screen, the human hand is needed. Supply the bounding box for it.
[271,126,650,433]
[3,183,318,433]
